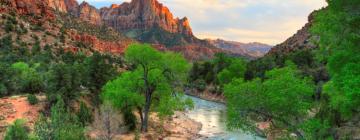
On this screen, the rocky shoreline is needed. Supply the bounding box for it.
[89,111,203,140]
[185,88,226,104]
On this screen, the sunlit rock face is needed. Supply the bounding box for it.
[99,0,193,36]
[2,0,260,60]
[46,0,67,12]
[3,0,54,16]
[78,2,102,25]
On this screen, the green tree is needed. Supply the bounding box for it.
[102,44,191,132]
[77,101,93,126]
[46,63,83,106]
[34,97,85,140]
[10,62,43,94]
[27,94,38,105]
[217,58,246,85]
[225,62,314,138]
[311,0,360,120]
[83,52,117,96]
[4,119,29,140]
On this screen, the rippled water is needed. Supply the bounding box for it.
[185,95,264,140]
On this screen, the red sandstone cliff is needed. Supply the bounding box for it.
[99,0,193,36]
[1,0,253,60]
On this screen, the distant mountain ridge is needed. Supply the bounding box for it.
[208,39,272,58]
[2,0,271,60]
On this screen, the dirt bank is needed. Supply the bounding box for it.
[0,95,45,139]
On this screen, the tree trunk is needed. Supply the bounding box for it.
[141,66,152,132]
[138,107,144,128]
[141,93,151,132]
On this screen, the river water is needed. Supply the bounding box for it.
[185,95,265,140]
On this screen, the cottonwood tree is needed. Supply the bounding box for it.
[311,0,360,119]
[225,62,314,139]
[102,44,192,132]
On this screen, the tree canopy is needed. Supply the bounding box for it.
[102,43,192,132]
[225,62,314,138]
[311,0,360,119]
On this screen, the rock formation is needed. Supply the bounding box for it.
[99,0,193,36]
[1,0,268,60]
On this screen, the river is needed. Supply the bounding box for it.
[185,95,265,140]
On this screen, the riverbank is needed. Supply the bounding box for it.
[186,88,226,104]
[89,111,202,140]
[185,91,270,139]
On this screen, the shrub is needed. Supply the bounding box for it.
[77,101,93,126]
[0,83,8,97]
[4,119,29,140]
[34,97,86,140]
[194,79,206,91]
[123,108,136,131]
[5,21,14,33]
[27,94,38,105]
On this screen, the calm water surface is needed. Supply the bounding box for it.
[185,95,265,140]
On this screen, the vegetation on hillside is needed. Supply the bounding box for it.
[224,0,360,139]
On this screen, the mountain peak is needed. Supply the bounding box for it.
[99,0,193,36]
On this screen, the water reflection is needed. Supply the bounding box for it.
[185,96,264,140]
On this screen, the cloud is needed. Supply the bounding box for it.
[77,0,327,45]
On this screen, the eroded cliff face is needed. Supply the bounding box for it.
[78,2,102,25]
[46,0,67,13]
[0,0,133,56]
[0,0,232,60]
[2,0,54,18]
[99,0,193,36]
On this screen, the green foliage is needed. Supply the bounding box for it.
[311,0,360,119]
[0,35,13,54]
[189,53,246,92]
[10,62,43,94]
[62,15,127,42]
[46,63,83,106]
[193,79,206,91]
[123,107,137,131]
[300,119,332,140]
[27,94,38,105]
[137,27,190,47]
[4,15,17,33]
[34,97,86,140]
[77,101,93,126]
[225,62,314,137]
[4,119,29,140]
[217,58,246,85]
[102,43,192,131]
[102,71,145,110]
[83,52,117,94]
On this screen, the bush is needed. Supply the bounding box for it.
[194,79,206,91]
[0,83,8,97]
[4,119,29,140]
[27,94,38,105]
[34,97,86,140]
[77,101,93,126]
[123,108,136,131]
[5,21,15,33]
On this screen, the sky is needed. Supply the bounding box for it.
[76,0,327,45]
